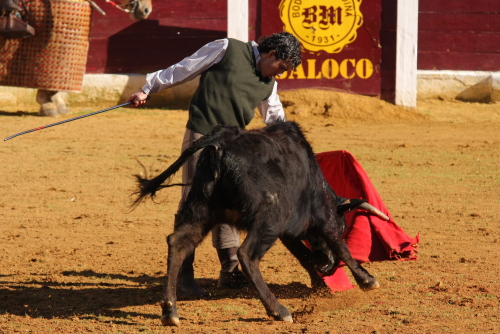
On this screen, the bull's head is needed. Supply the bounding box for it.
[311,198,390,276]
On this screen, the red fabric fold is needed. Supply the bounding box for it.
[316,150,420,264]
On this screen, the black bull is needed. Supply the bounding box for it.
[132,121,387,326]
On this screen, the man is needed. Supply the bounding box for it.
[128,32,302,298]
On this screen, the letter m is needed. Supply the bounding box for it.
[319,6,342,28]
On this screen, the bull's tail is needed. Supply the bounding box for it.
[130,125,240,208]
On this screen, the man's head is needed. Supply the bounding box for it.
[257,32,302,78]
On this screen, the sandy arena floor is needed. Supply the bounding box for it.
[0,89,499,333]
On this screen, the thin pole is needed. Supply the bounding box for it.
[4,102,132,142]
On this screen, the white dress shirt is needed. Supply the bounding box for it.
[142,39,286,125]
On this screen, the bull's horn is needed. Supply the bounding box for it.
[358,202,390,221]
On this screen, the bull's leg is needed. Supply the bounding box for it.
[238,231,293,322]
[159,233,184,326]
[319,229,379,291]
[280,237,328,290]
[160,222,211,326]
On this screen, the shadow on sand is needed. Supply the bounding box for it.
[0,270,320,324]
[0,110,40,117]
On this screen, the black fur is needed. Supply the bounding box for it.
[132,121,379,325]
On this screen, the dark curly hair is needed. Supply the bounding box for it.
[257,32,302,69]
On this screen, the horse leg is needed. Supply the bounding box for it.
[51,91,71,115]
[280,236,329,290]
[36,90,70,117]
[36,90,59,117]
[238,230,293,322]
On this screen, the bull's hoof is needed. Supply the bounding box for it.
[270,305,293,322]
[359,278,380,291]
[159,300,180,326]
[353,265,380,291]
[160,315,180,326]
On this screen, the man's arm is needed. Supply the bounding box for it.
[257,82,287,124]
[128,39,228,106]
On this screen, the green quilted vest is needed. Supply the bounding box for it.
[187,39,275,135]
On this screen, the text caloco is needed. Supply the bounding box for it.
[278,58,374,80]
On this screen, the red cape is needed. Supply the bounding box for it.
[315,150,420,290]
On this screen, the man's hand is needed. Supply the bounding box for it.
[127,91,149,107]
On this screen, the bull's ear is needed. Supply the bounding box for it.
[337,198,366,216]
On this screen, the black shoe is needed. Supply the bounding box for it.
[177,276,210,299]
[216,247,249,288]
[218,268,249,288]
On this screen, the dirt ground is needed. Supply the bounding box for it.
[0,89,499,333]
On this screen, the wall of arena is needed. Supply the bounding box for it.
[1,0,499,110]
